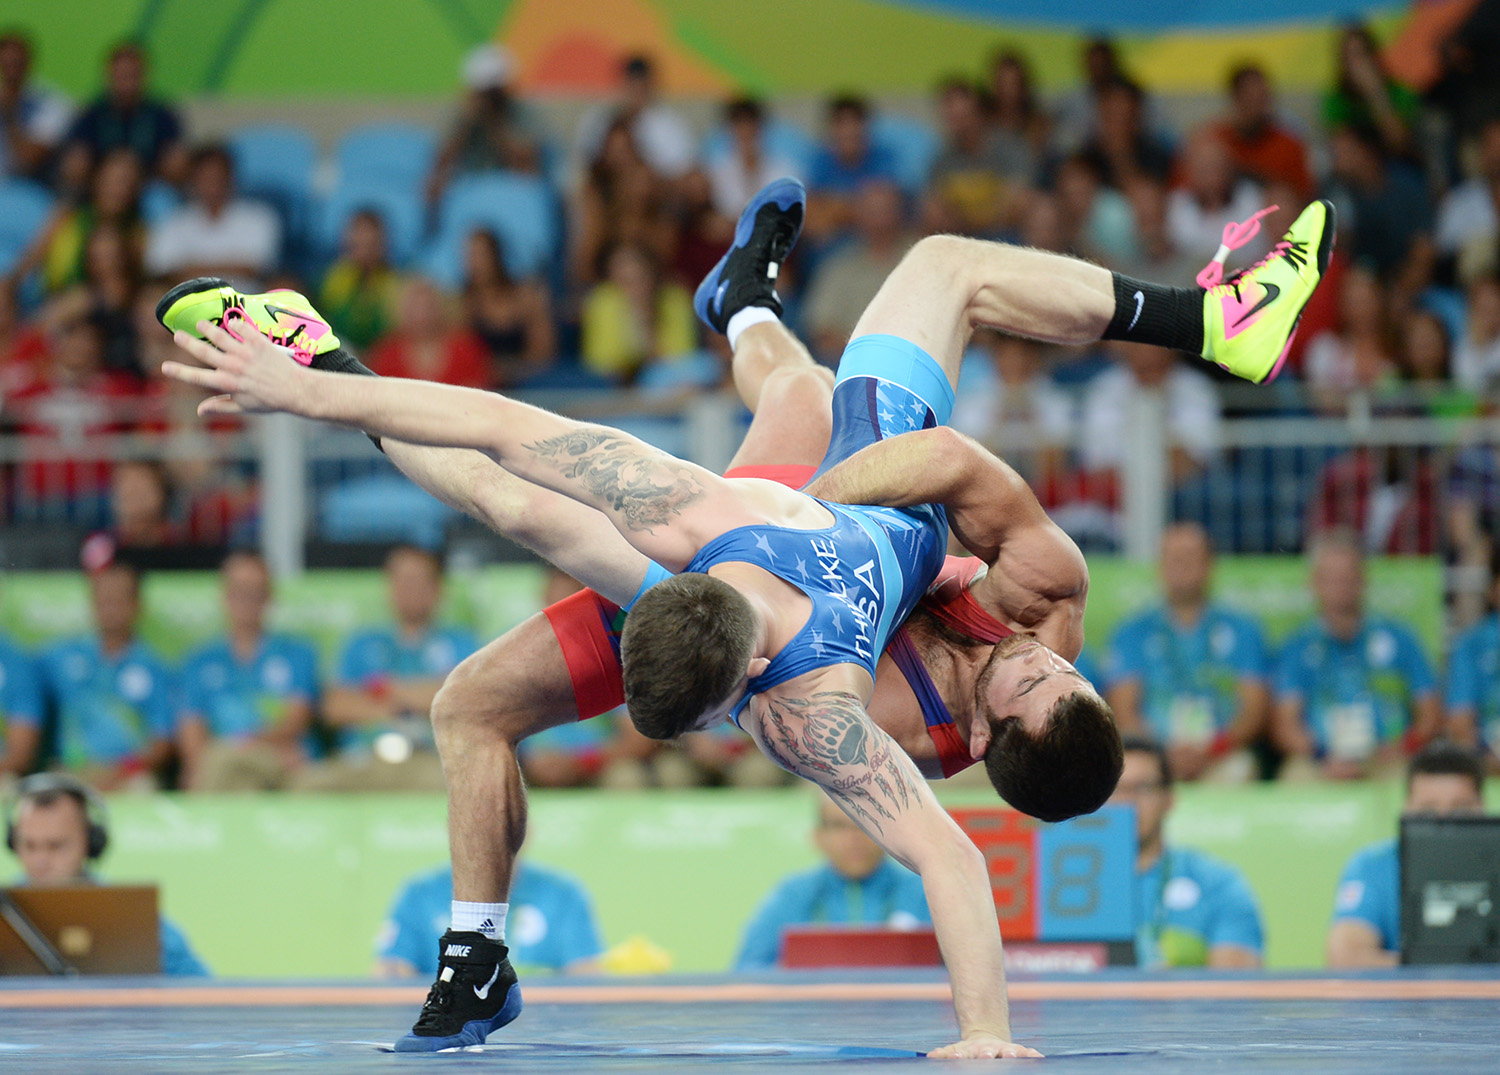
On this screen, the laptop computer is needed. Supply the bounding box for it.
[0,885,160,975]
[1399,815,1500,965]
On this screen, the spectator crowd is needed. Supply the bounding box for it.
[5,25,1500,562]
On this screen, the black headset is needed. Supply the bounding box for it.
[5,772,110,861]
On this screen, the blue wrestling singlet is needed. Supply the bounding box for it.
[683,333,956,721]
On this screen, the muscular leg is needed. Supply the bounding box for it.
[422,320,837,908]
[431,613,580,902]
[850,235,1117,381]
[726,322,834,473]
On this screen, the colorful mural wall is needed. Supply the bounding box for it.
[0,1,1472,99]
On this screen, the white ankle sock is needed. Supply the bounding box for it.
[452,900,507,941]
[726,306,779,350]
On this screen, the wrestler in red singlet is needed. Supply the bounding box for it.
[541,465,1016,778]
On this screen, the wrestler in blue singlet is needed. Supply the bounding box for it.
[682,333,956,722]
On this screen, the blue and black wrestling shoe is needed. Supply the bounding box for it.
[693,176,806,334]
[393,930,522,1051]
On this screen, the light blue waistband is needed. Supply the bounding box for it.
[834,333,956,427]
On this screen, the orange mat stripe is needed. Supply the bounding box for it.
[0,978,1497,1009]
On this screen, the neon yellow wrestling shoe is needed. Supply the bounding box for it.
[155,277,340,367]
[1200,200,1335,384]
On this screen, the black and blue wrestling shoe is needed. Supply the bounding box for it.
[393,930,522,1051]
[693,176,805,334]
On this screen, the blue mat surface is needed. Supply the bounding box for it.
[1,970,1496,1073]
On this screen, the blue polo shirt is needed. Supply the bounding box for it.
[1274,618,1436,759]
[179,635,320,740]
[376,863,604,976]
[807,143,903,195]
[1446,613,1500,758]
[0,637,43,741]
[40,637,175,766]
[1331,838,1399,952]
[1072,647,1103,692]
[335,625,477,753]
[1107,605,1268,745]
[1134,845,1264,968]
[158,917,210,976]
[735,858,930,970]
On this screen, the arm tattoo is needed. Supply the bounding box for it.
[757,691,923,836]
[525,428,705,533]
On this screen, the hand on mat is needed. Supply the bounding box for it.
[162,317,312,418]
[928,1033,1043,1059]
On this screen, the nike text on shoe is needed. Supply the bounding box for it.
[694,177,806,334]
[155,277,341,367]
[394,930,522,1052]
[1200,200,1336,384]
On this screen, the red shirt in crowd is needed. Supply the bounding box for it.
[365,331,491,388]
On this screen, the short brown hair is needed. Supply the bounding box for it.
[984,690,1123,823]
[620,573,758,739]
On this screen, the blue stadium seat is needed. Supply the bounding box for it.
[0,180,53,276]
[318,474,458,546]
[700,118,816,176]
[314,184,426,268]
[870,112,939,193]
[419,170,559,288]
[335,123,438,193]
[228,124,319,231]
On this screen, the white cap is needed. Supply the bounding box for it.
[462,43,514,89]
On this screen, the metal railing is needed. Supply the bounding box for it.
[5,384,1499,576]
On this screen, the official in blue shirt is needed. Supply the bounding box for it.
[0,630,44,778]
[1273,531,1441,780]
[325,545,477,757]
[1110,737,1264,968]
[735,796,931,970]
[40,563,175,789]
[376,861,604,977]
[1106,523,1269,782]
[1445,570,1500,768]
[7,773,208,975]
[1327,741,1487,966]
[178,552,321,790]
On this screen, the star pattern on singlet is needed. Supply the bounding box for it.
[794,554,809,582]
[754,533,778,562]
[831,612,843,636]
[811,630,826,657]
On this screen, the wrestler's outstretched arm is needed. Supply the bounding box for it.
[163,320,805,570]
[744,688,1040,1060]
[377,444,652,607]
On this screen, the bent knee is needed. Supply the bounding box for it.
[902,233,989,274]
[430,654,509,739]
[761,364,834,404]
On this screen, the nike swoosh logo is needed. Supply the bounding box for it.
[1127,290,1144,332]
[473,963,501,1000]
[262,303,307,323]
[713,280,729,314]
[1230,282,1279,328]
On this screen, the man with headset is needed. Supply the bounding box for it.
[5,772,209,975]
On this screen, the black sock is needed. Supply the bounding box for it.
[313,347,384,452]
[313,346,377,378]
[1102,273,1205,356]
